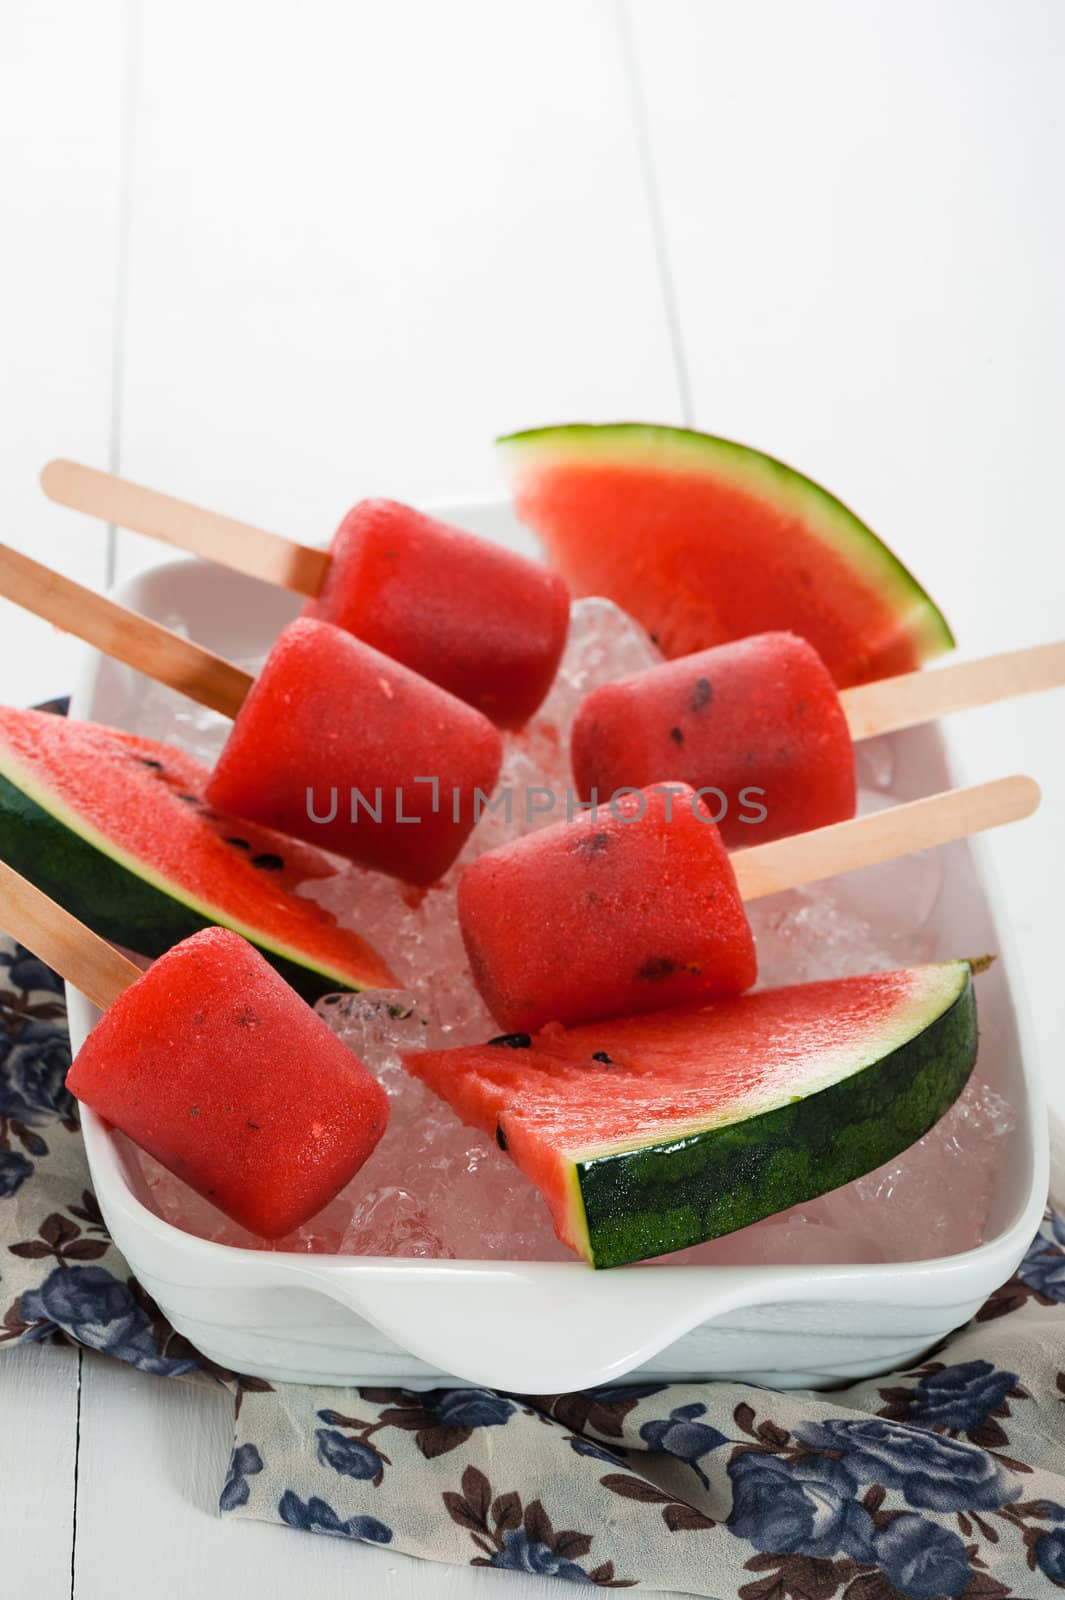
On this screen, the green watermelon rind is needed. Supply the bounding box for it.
[497,422,955,662]
[570,963,976,1269]
[0,757,379,1005]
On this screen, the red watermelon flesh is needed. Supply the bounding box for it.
[499,423,954,688]
[404,962,977,1267]
[0,706,396,997]
[67,928,390,1238]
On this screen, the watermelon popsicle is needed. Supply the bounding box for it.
[205,616,503,883]
[66,928,391,1238]
[458,784,757,1032]
[571,631,1065,850]
[39,465,572,729]
[304,500,572,728]
[0,861,389,1240]
[0,540,505,883]
[457,775,1040,1033]
[572,631,857,848]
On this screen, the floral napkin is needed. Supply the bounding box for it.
[3,933,1065,1597]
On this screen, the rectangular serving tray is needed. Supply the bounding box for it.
[65,500,1048,1392]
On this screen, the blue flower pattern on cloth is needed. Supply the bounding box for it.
[906,1358,1019,1429]
[220,1443,263,1511]
[315,1428,384,1481]
[278,1492,392,1545]
[0,943,66,996]
[0,1019,74,1127]
[20,1266,198,1377]
[1036,1527,1065,1586]
[639,1401,728,1489]
[793,1416,1021,1510]
[4,922,1065,1597]
[0,1149,33,1197]
[566,1437,626,1467]
[727,1449,876,1561]
[872,1512,971,1599]
[488,1528,592,1581]
[428,1388,516,1429]
[1018,1209,1065,1302]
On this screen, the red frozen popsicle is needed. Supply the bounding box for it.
[66,926,389,1239]
[41,466,573,729]
[571,632,855,847]
[457,783,757,1032]
[305,500,571,727]
[456,766,1042,1034]
[206,617,503,884]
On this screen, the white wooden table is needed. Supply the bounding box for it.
[1,4,1062,1595]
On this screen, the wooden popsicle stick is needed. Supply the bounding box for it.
[840,641,1065,740]
[39,462,1065,746]
[41,459,330,598]
[0,543,252,719]
[731,775,1040,901]
[0,862,140,1010]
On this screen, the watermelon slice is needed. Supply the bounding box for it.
[0,708,396,1002]
[405,963,976,1268]
[499,423,954,687]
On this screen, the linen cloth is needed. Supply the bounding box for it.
[2,934,1065,1597]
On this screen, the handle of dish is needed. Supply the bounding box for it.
[293,1260,755,1393]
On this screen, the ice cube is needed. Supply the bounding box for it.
[341,1186,453,1258]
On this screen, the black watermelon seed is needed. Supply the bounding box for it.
[251,853,285,871]
[592,1050,615,1065]
[574,830,610,856]
[177,793,200,805]
[637,956,678,982]
[495,1122,508,1151]
[669,726,684,746]
[225,837,252,851]
[690,677,713,712]
[138,757,165,771]
[488,1033,532,1049]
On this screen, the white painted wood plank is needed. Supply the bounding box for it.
[113,0,682,579]
[0,1342,79,1596]
[0,2,131,705]
[626,0,1065,643]
[627,0,1065,1123]
[74,1355,679,1600]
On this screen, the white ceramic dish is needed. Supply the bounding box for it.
[66,500,1048,1393]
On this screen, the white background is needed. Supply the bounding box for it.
[1,3,1062,1596]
